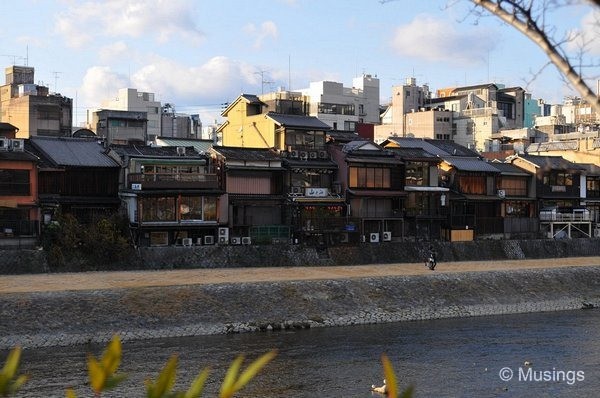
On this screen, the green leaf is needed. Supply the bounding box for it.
[104,373,128,391]
[8,374,28,394]
[2,346,21,379]
[219,355,244,398]
[399,385,415,398]
[382,354,398,398]
[148,355,178,398]
[232,350,277,392]
[87,354,106,393]
[101,335,122,375]
[183,367,210,398]
[65,388,77,398]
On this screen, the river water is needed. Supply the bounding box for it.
[8,309,600,397]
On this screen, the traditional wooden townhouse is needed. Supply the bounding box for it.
[382,138,503,240]
[383,145,448,240]
[580,163,600,229]
[0,131,40,246]
[328,140,405,243]
[218,93,344,245]
[509,154,590,238]
[489,162,538,238]
[113,144,223,247]
[27,136,121,224]
[210,146,287,244]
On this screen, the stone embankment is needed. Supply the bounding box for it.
[1,264,599,349]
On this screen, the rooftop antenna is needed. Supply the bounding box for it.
[254,69,272,94]
[52,71,62,93]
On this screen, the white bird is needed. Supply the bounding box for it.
[371,379,387,394]
[524,361,533,367]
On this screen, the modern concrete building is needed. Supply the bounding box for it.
[298,74,380,131]
[96,88,162,139]
[0,65,72,138]
[376,80,527,152]
[92,109,148,145]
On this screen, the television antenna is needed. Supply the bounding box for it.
[52,71,62,93]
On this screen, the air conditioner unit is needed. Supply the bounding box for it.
[309,151,318,159]
[219,236,229,245]
[0,138,8,151]
[195,238,203,245]
[290,150,299,158]
[299,151,308,159]
[383,231,392,241]
[339,232,349,243]
[230,237,241,245]
[497,189,506,198]
[594,228,600,238]
[318,150,327,159]
[218,227,229,240]
[176,146,186,156]
[291,186,303,194]
[360,235,366,243]
[182,238,193,246]
[10,139,24,151]
[204,235,215,245]
[241,236,252,245]
[370,233,379,243]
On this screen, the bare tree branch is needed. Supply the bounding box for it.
[471,0,600,114]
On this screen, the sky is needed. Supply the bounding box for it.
[0,0,598,128]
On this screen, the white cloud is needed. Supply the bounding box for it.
[243,21,278,49]
[99,41,131,63]
[567,9,600,56]
[390,15,496,66]
[80,66,129,109]
[54,0,204,49]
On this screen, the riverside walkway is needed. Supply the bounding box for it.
[2,256,600,294]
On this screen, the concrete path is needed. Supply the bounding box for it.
[2,256,600,294]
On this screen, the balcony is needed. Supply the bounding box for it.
[128,173,219,190]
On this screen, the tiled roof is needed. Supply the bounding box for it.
[490,162,531,176]
[154,137,214,153]
[385,137,448,156]
[527,141,579,152]
[267,112,331,130]
[327,130,367,144]
[425,139,480,157]
[442,156,500,172]
[580,163,600,176]
[519,155,585,171]
[0,148,38,162]
[111,144,200,157]
[29,136,120,168]
[386,147,439,161]
[212,146,282,161]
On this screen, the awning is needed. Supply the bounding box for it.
[461,194,502,201]
[347,189,407,197]
[404,186,449,192]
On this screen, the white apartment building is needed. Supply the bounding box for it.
[298,74,380,131]
[99,88,162,138]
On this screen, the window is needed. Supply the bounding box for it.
[349,166,391,188]
[543,172,573,186]
[318,103,355,115]
[405,162,429,186]
[285,130,326,149]
[0,169,30,195]
[500,177,527,196]
[141,197,176,222]
[587,177,600,197]
[458,175,486,194]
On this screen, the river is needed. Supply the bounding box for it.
[8,309,600,397]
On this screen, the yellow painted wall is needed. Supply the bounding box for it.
[221,100,277,149]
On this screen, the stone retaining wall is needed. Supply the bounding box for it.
[2,238,600,274]
[1,266,599,349]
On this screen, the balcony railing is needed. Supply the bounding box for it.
[128,173,219,190]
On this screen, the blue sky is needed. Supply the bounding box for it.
[0,0,597,127]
